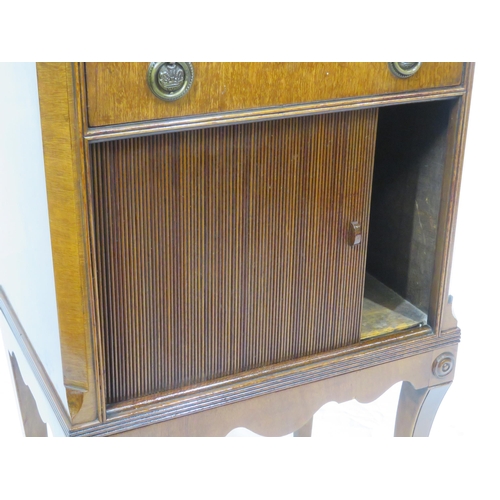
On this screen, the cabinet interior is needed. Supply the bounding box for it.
[362,99,454,339]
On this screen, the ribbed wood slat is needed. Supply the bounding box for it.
[89,110,378,405]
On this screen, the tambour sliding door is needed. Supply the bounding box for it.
[88,109,378,405]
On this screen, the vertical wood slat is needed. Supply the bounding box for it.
[89,109,378,405]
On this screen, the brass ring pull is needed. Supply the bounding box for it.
[388,62,421,79]
[147,62,194,101]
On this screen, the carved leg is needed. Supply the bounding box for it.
[394,381,451,437]
[293,417,313,437]
[9,353,47,437]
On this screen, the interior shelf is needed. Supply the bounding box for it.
[361,274,427,340]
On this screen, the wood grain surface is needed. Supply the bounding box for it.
[85,63,464,127]
[36,63,98,423]
[23,63,472,435]
[89,109,378,404]
[108,346,457,437]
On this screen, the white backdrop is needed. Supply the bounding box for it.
[1,62,498,438]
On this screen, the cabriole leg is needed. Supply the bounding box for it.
[394,381,451,437]
[9,353,48,437]
[293,417,313,437]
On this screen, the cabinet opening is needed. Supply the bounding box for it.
[362,99,454,340]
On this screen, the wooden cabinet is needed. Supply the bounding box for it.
[0,62,474,436]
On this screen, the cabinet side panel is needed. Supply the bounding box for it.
[90,110,377,405]
[0,63,66,408]
[37,63,98,423]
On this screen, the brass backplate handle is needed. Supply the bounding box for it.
[147,62,194,101]
[388,62,422,79]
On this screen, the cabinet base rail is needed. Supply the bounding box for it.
[2,288,456,437]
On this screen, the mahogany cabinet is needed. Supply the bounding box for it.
[0,62,473,436]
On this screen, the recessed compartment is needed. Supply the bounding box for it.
[362,99,455,339]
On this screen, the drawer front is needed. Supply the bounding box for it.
[85,62,464,127]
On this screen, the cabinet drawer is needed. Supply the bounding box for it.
[84,62,464,127]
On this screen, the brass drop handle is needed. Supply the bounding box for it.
[349,221,362,246]
[147,62,194,101]
[388,62,421,78]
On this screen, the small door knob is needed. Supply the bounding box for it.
[349,221,362,246]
